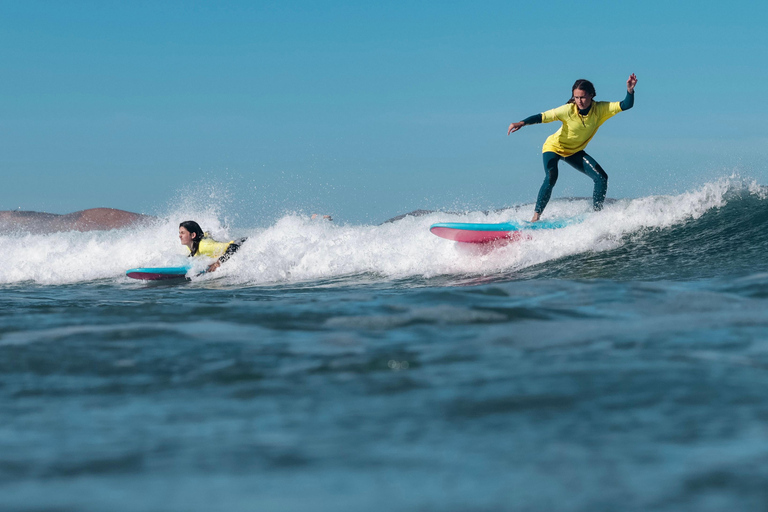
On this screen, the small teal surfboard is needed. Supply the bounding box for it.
[430,218,579,243]
[126,266,193,280]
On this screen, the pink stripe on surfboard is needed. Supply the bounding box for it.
[430,227,524,244]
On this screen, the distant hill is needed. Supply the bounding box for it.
[0,208,155,233]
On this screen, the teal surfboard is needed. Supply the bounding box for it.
[126,266,193,280]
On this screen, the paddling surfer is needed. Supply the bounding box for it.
[178,221,246,272]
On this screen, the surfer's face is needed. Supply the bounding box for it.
[179,226,195,247]
[573,88,593,110]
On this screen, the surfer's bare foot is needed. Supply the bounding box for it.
[531,212,540,222]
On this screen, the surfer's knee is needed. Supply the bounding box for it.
[596,163,608,183]
[580,155,605,181]
[543,152,560,181]
[544,165,559,186]
[548,173,559,186]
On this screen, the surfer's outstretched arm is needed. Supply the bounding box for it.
[507,114,543,135]
[207,237,247,272]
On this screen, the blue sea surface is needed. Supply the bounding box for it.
[2,179,768,511]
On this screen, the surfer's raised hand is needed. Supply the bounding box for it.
[626,73,637,93]
[507,121,525,135]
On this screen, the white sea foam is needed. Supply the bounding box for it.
[1,177,763,286]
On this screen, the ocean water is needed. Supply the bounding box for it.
[2,177,768,511]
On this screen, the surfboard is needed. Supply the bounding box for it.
[430,218,578,244]
[125,266,192,280]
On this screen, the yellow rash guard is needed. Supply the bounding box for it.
[188,237,234,259]
[541,101,623,157]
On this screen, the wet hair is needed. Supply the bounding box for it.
[179,220,205,256]
[567,79,596,104]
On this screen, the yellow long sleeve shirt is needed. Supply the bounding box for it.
[541,101,623,157]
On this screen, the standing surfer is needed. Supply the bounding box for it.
[508,74,638,221]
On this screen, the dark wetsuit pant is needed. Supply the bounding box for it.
[535,151,608,214]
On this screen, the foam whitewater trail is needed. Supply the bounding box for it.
[1,177,765,287]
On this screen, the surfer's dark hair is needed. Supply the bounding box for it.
[567,79,596,104]
[180,220,205,256]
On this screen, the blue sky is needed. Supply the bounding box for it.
[2,0,767,224]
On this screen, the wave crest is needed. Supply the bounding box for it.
[2,177,766,286]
